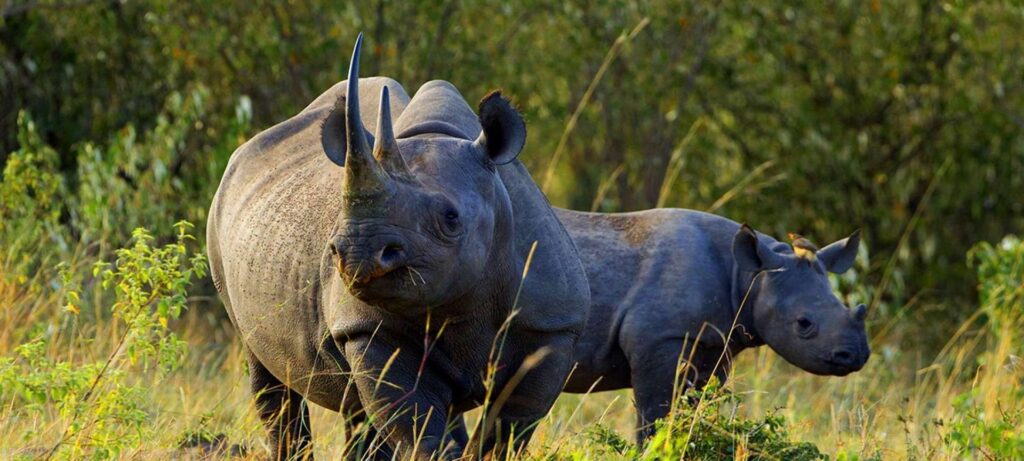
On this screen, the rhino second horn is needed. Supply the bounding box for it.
[373,86,411,177]
[343,32,392,199]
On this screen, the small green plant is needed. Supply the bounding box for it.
[943,388,1024,459]
[0,221,207,459]
[572,379,826,461]
[585,424,632,457]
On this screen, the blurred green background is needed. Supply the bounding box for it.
[3,0,1023,340]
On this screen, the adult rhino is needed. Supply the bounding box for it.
[556,208,869,442]
[207,35,589,460]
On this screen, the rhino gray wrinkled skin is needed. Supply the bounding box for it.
[556,208,869,442]
[207,35,589,460]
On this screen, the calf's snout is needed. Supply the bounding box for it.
[829,344,870,370]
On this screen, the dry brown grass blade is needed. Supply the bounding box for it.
[705,160,777,214]
[655,117,705,209]
[541,17,651,195]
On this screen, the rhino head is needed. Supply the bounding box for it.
[732,225,870,376]
[321,34,525,313]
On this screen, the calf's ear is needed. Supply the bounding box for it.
[818,229,861,274]
[732,224,786,272]
[473,91,526,165]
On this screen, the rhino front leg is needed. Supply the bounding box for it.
[468,332,576,460]
[343,337,464,460]
[628,338,731,444]
[341,412,395,461]
[247,348,314,460]
[626,338,699,444]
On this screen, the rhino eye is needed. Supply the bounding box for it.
[440,207,461,236]
[796,316,817,338]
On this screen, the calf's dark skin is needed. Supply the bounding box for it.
[555,208,870,442]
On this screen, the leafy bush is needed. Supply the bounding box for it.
[0,222,206,459]
[4,1,1024,317]
[573,380,825,461]
[943,388,1024,459]
[0,112,68,282]
[643,383,825,460]
[969,236,1024,345]
[73,87,250,247]
[937,236,1024,459]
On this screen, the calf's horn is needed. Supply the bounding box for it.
[852,303,868,322]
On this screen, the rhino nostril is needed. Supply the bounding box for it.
[831,349,854,365]
[378,244,405,270]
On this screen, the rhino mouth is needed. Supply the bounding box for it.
[350,264,404,285]
[345,263,429,293]
[822,357,867,376]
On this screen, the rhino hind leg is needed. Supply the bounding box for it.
[247,349,314,460]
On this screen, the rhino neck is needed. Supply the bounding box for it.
[496,160,590,334]
[729,266,766,350]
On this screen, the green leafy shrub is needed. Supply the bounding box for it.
[642,387,825,460]
[0,112,69,282]
[0,222,206,459]
[969,236,1024,345]
[74,86,250,248]
[573,380,826,461]
[938,236,1024,459]
[943,388,1024,459]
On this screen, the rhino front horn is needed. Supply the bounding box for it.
[342,33,392,200]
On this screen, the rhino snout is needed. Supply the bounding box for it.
[333,238,408,283]
[827,343,870,372]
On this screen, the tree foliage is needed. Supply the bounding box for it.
[2,0,1022,321]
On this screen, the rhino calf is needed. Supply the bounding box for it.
[556,208,869,442]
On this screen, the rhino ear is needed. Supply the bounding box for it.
[321,94,379,168]
[818,229,861,274]
[473,91,526,165]
[321,96,348,167]
[733,224,786,272]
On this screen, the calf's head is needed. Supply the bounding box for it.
[732,225,870,376]
[322,35,524,313]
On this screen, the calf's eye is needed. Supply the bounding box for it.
[796,316,817,338]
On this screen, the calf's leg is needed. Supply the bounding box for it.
[628,338,733,444]
[626,338,699,444]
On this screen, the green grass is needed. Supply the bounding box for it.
[3,240,1022,460]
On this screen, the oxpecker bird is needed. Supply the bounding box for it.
[788,233,819,263]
